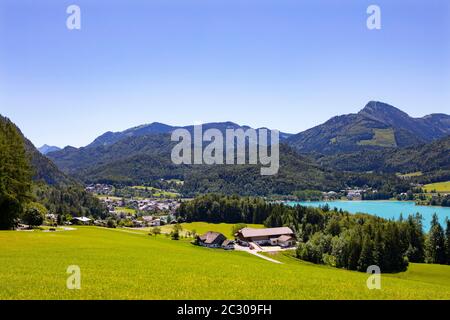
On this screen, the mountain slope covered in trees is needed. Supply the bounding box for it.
[316,135,450,175]
[0,114,106,224]
[0,115,33,229]
[49,132,346,195]
[287,101,450,154]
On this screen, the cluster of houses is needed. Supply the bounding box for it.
[344,189,366,200]
[136,199,179,212]
[85,184,114,195]
[100,197,180,216]
[63,214,176,228]
[195,227,296,251]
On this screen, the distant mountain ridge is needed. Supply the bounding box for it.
[88,121,292,148]
[38,144,61,155]
[45,101,450,193]
[287,101,450,154]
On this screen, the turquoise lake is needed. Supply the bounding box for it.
[287,201,450,230]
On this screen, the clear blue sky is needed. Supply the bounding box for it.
[0,0,449,147]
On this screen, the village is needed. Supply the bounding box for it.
[51,183,182,228]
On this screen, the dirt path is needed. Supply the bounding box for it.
[247,250,283,264]
[235,243,283,264]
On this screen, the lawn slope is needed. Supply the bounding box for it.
[0,227,449,300]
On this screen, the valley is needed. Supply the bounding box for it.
[1,100,450,300]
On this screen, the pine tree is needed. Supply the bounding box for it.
[426,214,446,264]
[358,235,374,272]
[405,213,425,262]
[445,218,450,265]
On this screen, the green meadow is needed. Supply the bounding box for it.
[1,226,449,300]
[153,222,264,238]
[424,181,450,193]
[131,186,179,198]
[114,207,137,215]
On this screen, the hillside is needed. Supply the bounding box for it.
[49,132,344,195]
[287,101,450,154]
[1,226,448,299]
[316,135,450,176]
[0,115,72,186]
[0,114,106,218]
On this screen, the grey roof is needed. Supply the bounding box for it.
[239,227,294,238]
[199,231,226,244]
[277,235,294,242]
[222,240,234,246]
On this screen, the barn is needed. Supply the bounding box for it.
[235,227,296,247]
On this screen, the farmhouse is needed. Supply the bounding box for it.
[235,227,296,247]
[196,232,235,250]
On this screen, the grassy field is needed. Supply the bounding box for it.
[424,181,450,193]
[1,226,449,300]
[397,171,423,178]
[131,186,179,198]
[358,128,397,148]
[151,222,264,238]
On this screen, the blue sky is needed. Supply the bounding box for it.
[0,0,449,147]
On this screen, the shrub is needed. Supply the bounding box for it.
[22,203,47,227]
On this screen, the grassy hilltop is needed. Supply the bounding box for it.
[1,226,449,300]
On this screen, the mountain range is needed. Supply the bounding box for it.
[89,121,292,148]
[286,101,450,154]
[7,100,449,196]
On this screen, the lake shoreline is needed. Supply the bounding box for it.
[285,200,450,231]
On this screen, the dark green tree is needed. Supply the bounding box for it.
[22,202,46,227]
[445,218,450,264]
[426,214,446,264]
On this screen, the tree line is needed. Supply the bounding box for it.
[176,194,450,272]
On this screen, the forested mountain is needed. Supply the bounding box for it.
[49,131,345,195]
[43,101,449,195]
[316,135,450,174]
[0,115,33,229]
[287,101,450,154]
[0,114,106,222]
[24,138,75,186]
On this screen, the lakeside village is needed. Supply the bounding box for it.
[81,183,372,225]
[54,181,448,229]
[35,181,450,254]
